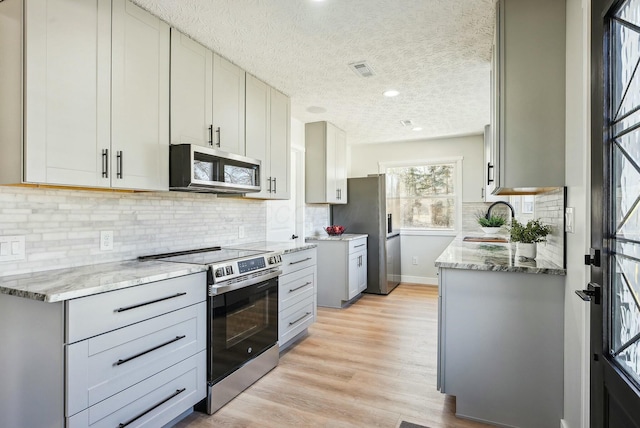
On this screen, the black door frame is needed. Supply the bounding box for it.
[590,0,640,426]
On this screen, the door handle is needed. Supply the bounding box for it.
[291,234,299,240]
[575,282,601,305]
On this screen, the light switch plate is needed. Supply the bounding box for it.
[0,236,25,261]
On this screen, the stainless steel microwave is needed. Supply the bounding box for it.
[169,144,261,194]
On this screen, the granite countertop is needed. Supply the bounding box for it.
[0,260,207,303]
[227,241,317,254]
[306,233,368,241]
[435,235,566,275]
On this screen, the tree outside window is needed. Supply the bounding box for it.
[386,162,457,230]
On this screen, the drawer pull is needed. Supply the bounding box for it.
[114,292,187,313]
[354,244,365,248]
[115,335,186,366]
[289,282,312,293]
[289,257,312,265]
[289,312,311,326]
[117,387,186,427]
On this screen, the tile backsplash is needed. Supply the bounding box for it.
[305,204,330,237]
[0,186,266,277]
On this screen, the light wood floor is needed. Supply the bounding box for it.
[176,284,491,428]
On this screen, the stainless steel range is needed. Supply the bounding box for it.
[139,246,282,414]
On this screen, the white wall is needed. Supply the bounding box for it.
[349,134,484,284]
[563,0,590,426]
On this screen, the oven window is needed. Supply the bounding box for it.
[226,298,269,348]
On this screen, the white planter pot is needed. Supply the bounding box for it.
[481,227,502,234]
[516,242,537,260]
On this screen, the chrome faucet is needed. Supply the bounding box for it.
[485,201,515,221]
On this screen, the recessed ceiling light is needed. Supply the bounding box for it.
[383,90,399,97]
[412,127,423,131]
[307,106,327,114]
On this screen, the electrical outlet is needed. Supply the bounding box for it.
[100,231,114,251]
[0,235,25,261]
[412,256,418,265]
[239,226,245,239]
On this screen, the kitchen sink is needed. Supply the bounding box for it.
[463,236,509,243]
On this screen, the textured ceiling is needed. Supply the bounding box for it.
[133,0,495,145]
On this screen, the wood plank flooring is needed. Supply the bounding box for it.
[176,284,491,428]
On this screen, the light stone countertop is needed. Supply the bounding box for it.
[227,241,317,254]
[435,235,566,276]
[305,233,368,242]
[0,260,207,303]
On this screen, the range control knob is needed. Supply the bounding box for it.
[225,266,233,275]
[214,267,225,278]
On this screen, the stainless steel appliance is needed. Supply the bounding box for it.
[169,144,262,194]
[139,246,282,414]
[331,174,401,294]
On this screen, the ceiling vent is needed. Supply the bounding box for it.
[400,120,413,127]
[349,61,375,78]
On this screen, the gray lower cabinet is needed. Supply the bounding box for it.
[312,237,367,308]
[0,272,207,428]
[437,267,564,428]
[278,248,317,350]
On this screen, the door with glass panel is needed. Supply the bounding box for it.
[589,0,640,426]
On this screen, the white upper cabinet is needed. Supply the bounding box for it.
[23,0,112,187]
[111,0,169,191]
[492,0,565,193]
[2,0,168,191]
[245,74,291,199]
[170,29,213,147]
[305,121,347,204]
[170,29,246,155]
[212,54,246,155]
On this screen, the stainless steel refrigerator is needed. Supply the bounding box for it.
[331,174,401,295]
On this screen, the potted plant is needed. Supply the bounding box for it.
[476,211,507,234]
[509,219,553,260]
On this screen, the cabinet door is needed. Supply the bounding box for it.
[245,74,271,198]
[170,29,213,147]
[212,53,245,155]
[111,0,169,191]
[357,250,367,292]
[269,88,291,199]
[24,0,111,187]
[347,251,360,300]
[325,123,339,203]
[334,127,347,203]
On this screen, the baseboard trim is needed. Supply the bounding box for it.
[400,275,438,285]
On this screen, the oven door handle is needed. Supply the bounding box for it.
[210,269,282,295]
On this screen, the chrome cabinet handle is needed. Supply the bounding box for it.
[115,335,186,366]
[289,312,311,326]
[101,149,109,178]
[273,177,277,193]
[116,151,123,179]
[208,125,213,146]
[289,257,312,265]
[216,127,221,147]
[118,388,186,428]
[289,282,312,293]
[114,292,187,313]
[267,177,272,193]
[354,244,365,248]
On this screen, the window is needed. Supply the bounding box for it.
[383,158,462,233]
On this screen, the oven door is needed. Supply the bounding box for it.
[209,275,278,383]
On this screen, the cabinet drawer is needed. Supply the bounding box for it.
[66,272,206,343]
[279,298,314,346]
[348,238,367,254]
[67,351,206,428]
[280,249,317,275]
[279,266,315,310]
[66,302,206,417]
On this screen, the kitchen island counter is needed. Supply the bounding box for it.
[0,260,206,303]
[435,234,565,275]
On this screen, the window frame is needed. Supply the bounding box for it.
[379,157,463,236]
